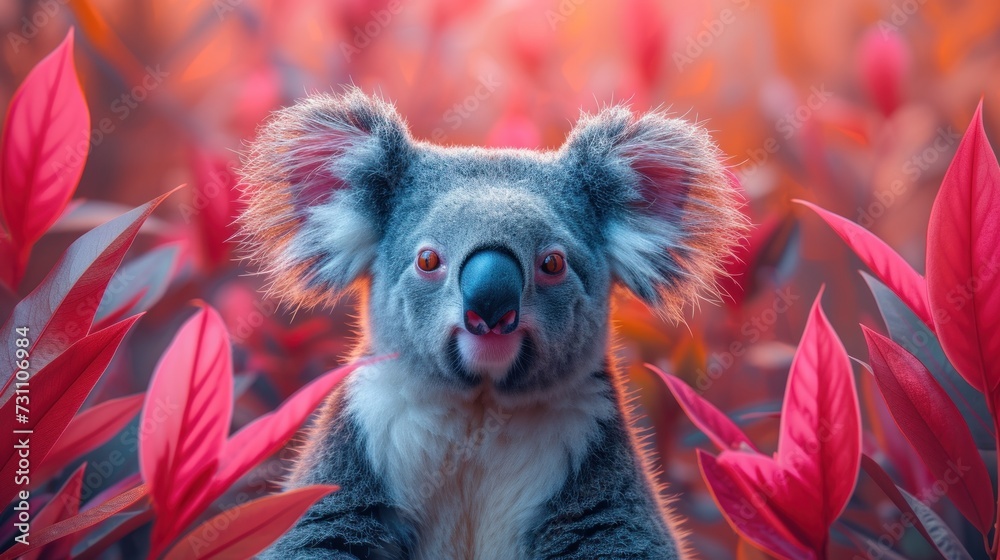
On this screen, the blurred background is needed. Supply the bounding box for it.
[1,0,998,557]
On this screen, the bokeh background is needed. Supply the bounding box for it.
[1,0,999,557]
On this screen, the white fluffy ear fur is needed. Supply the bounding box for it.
[237,88,412,309]
[562,106,748,322]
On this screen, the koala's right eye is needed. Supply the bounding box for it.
[417,249,441,272]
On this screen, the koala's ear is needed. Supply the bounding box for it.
[561,106,748,322]
[237,88,413,309]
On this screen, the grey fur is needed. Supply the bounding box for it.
[240,88,747,559]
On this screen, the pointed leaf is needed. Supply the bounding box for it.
[141,305,233,553]
[24,463,86,560]
[776,288,861,543]
[163,485,338,560]
[862,326,994,535]
[795,200,932,328]
[0,484,148,560]
[0,29,90,287]
[214,356,385,490]
[926,101,1000,396]
[860,455,974,560]
[648,364,757,452]
[862,271,994,448]
[35,393,144,483]
[697,450,813,560]
[0,188,177,406]
[0,315,140,508]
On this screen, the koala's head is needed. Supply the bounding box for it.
[238,89,746,396]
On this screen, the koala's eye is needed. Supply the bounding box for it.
[540,253,565,275]
[417,249,441,272]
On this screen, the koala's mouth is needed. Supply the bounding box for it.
[447,329,534,385]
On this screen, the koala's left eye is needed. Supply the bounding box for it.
[540,253,566,275]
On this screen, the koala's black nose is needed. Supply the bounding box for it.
[460,248,523,335]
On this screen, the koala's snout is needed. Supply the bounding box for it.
[460,248,523,336]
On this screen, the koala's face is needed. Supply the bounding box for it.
[238,89,746,396]
[369,157,612,393]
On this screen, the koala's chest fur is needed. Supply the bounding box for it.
[346,364,615,560]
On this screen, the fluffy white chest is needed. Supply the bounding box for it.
[347,364,614,560]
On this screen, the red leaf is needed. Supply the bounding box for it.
[0,483,148,560]
[35,393,144,483]
[24,463,86,560]
[163,485,338,560]
[0,188,177,406]
[213,356,382,491]
[774,289,860,548]
[863,326,994,535]
[716,290,859,552]
[647,364,758,452]
[697,450,813,560]
[926,101,1000,397]
[141,305,234,555]
[0,315,140,508]
[0,29,90,287]
[717,449,820,549]
[795,200,932,329]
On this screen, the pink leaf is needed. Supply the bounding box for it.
[795,200,932,329]
[697,450,813,560]
[0,29,90,287]
[141,304,233,555]
[0,484,148,560]
[24,463,86,560]
[0,315,140,508]
[163,485,338,560]
[863,326,994,535]
[774,288,860,548]
[0,188,178,406]
[647,364,757,452]
[35,393,144,483]
[926,100,1000,397]
[213,356,384,491]
[717,449,820,549]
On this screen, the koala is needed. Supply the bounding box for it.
[237,88,746,560]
